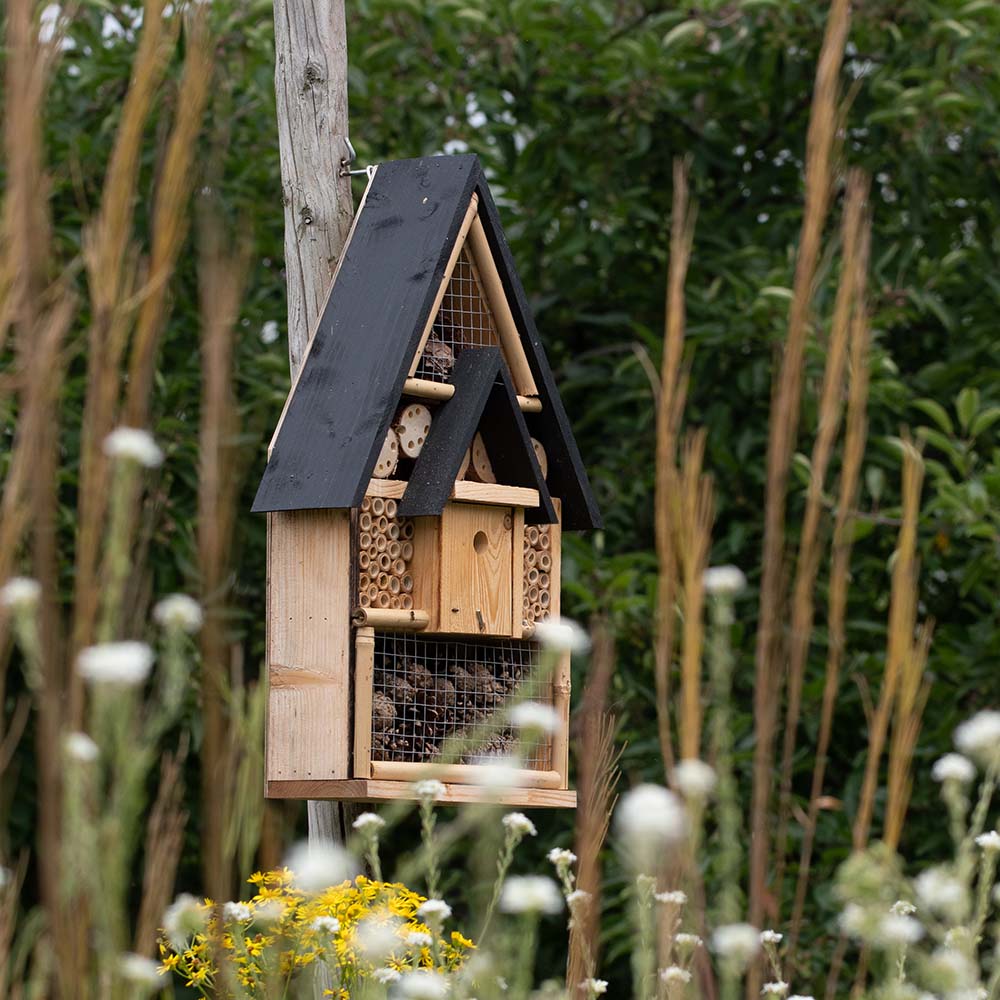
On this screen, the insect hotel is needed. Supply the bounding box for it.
[253,155,600,807]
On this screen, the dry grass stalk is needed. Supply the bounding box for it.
[197,218,250,903]
[133,746,190,956]
[747,0,851,959]
[568,618,620,989]
[70,0,176,716]
[125,10,213,425]
[787,196,872,966]
[675,430,713,761]
[773,170,868,910]
[851,439,924,851]
[654,157,697,778]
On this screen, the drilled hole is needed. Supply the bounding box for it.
[473,530,488,554]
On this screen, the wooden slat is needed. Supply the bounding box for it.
[466,214,538,396]
[352,627,375,779]
[369,761,563,789]
[409,516,441,632]
[267,510,351,781]
[407,193,479,378]
[547,498,570,787]
[511,506,525,638]
[266,778,577,808]
[365,479,538,507]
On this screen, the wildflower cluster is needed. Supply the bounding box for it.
[159,870,474,997]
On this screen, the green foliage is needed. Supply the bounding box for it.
[3,0,999,994]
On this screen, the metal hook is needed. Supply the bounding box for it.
[339,136,373,178]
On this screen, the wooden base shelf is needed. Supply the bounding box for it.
[266,778,576,808]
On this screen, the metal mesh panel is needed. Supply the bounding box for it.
[370,632,552,769]
[414,250,500,382]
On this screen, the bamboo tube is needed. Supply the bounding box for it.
[361,496,373,513]
[538,551,551,572]
[400,520,414,540]
[528,585,539,603]
[376,592,392,609]
[360,531,372,550]
[358,551,371,571]
[387,522,400,541]
[525,549,537,569]
[401,574,414,594]
[378,572,391,590]
[400,594,413,610]
[371,497,385,516]
[378,553,392,572]
[538,529,551,551]
[527,567,539,586]
[539,573,550,590]
[388,576,401,595]
[374,534,387,553]
[359,573,371,591]
[390,595,401,609]
[388,541,402,559]
[384,498,398,518]
[366,583,379,601]
[392,559,407,577]
[351,607,430,630]
[359,591,371,607]
[539,591,550,608]
[359,511,373,531]
[401,541,414,561]
[526,526,540,546]
[376,515,390,533]
[532,601,543,619]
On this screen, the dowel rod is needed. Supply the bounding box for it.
[351,607,430,630]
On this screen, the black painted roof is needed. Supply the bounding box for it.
[251,154,601,531]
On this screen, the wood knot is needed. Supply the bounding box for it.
[303,60,325,89]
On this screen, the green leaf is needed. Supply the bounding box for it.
[662,20,705,52]
[912,398,954,435]
[956,387,980,432]
[970,407,1000,437]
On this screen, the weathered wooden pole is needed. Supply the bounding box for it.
[272,0,356,845]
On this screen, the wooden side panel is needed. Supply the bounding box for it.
[511,506,525,638]
[352,627,375,778]
[439,503,513,635]
[409,516,441,631]
[267,510,351,782]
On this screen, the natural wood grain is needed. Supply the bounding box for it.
[439,503,513,635]
[369,762,563,788]
[403,376,542,413]
[511,506,526,638]
[350,608,429,630]
[467,214,539,396]
[407,194,479,377]
[267,778,577,808]
[272,0,354,377]
[364,478,539,508]
[267,510,351,781]
[352,627,375,779]
[409,516,442,632]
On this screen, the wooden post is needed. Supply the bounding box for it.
[271,0,356,847]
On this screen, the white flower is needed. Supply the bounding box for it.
[260,320,280,344]
[703,565,746,596]
[615,784,687,867]
[471,755,525,790]
[547,847,577,868]
[414,778,446,802]
[163,893,207,949]
[395,969,450,999]
[760,930,783,945]
[223,901,252,922]
[954,711,1000,764]
[674,759,717,799]
[502,812,537,837]
[353,811,386,833]
[103,427,163,467]
[312,915,340,934]
[153,594,203,633]
[788,996,816,1000]
[839,903,874,939]
[374,967,401,985]
[932,753,976,784]
[566,889,592,908]
[976,831,1000,852]
[355,916,401,961]
[580,980,608,996]
[915,867,969,922]
[532,616,591,653]
[418,899,452,922]
[253,900,286,925]
[118,952,162,986]
[659,966,692,984]
[877,914,924,946]
[655,890,688,906]
[77,641,153,686]
[64,732,99,763]
[0,577,41,611]
[890,900,917,916]
[509,701,561,735]
[407,931,433,948]
[675,933,702,950]
[762,984,788,997]
[283,841,357,892]
[499,875,563,915]
[927,948,977,990]
[711,923,761,965]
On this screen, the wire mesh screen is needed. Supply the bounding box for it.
[370,631,552,769]
[414,250,501,382]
